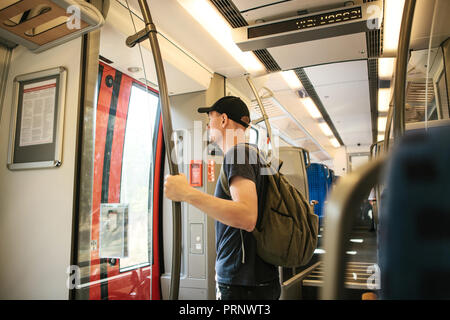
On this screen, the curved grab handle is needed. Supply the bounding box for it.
[320,157,386,299]
[246,77,273,157]
[260,86,274,99]
[129,0,182,300]
[324,165,330,179]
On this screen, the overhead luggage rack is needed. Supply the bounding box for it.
[0,0,104,52]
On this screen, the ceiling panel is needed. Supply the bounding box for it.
[125,0,247,78]
[410,0,450,50]
[270,117,308,140]
[304,60,372,147]
[234,0,348,25]
[267,33,367,70]
[297,139,321,153]
[313,151,331,161]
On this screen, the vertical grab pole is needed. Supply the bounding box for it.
[246,76,273,156]
[131,0,182,300]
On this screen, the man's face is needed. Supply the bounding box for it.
[207,111,224,145]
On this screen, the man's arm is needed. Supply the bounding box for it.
[164,174,258,232]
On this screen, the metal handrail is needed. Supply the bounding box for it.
[392,0,416,140]
[246,76,273,157]
[383,101,393,153]
[320,156,386,299]
[127,0,182,300]
[282,262,321,289]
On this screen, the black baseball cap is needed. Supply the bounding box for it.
[197,96,250,128]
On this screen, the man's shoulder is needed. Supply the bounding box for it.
[224,143,261,162]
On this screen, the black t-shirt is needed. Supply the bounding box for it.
[214,143,279,286]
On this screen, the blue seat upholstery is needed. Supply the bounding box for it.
[307,163,329,225]
[379,125,450,299]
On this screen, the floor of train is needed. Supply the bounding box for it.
[295,224,379,300]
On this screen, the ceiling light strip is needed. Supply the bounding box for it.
[294,68,345,146]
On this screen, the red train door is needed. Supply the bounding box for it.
[75,62,164,300]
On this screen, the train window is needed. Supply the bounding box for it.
[249,126,259,145]
[119,84,159,271]
[348,153,370,172]
[406,48,449,123]
[436,68,449,119]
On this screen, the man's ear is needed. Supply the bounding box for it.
[221,114,228,128]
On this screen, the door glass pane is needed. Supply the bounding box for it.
[74,62,160,300]
[119,85,158,271]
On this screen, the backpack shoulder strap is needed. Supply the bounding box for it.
[219,166,231,197]
[219,144,267,197]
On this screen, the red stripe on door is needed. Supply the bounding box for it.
[151,115,164,300]
[89,63,115,300]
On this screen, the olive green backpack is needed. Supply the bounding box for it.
[219,145,319,268]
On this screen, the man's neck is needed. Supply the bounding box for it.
[223,131,246,154]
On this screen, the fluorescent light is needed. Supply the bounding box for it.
[314,249,326,254]
[378,117,387,131]
[330,138,340,148]
[282,70,302,89]
[383,0,406,54]
[346,251,357,255]
[178,0,264,73]
[319,122,333,136]
[350,239,364,243]
[303,98,322,119]
[378,88,391,112]
[379,58,396,79]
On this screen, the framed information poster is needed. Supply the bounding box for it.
[7,67,67,170]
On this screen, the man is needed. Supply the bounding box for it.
[164,96,280,300]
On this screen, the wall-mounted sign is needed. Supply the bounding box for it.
[190,160,203,187]
[207,159,215,182]
[7,67,67,170]
[99,203,129,259]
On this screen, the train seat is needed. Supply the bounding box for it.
[278,147,310,201]
[379,125,450,299]
[307,163,330,225]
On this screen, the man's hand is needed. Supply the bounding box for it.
[310,200,318,211]
[164,173,193,202]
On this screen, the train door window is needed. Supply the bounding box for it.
[119,84,159,271]
[436,67,449,119]
[73,61,162,300]
[348,153,370,172]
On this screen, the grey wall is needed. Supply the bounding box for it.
[0,39,82,299]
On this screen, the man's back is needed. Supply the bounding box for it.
[214,143,279,288]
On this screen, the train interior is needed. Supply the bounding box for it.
[0,0,449,300]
